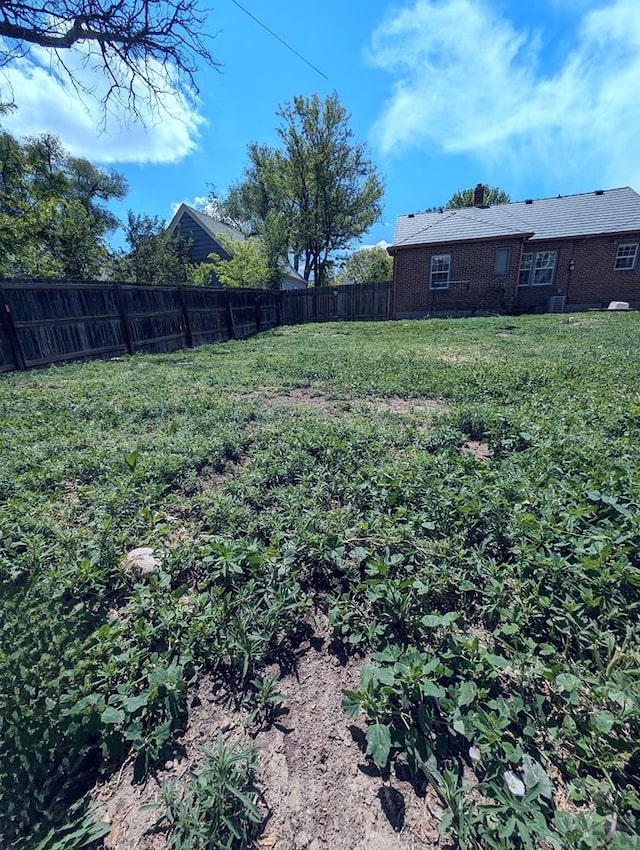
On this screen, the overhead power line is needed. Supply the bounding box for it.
[229,0,328,80]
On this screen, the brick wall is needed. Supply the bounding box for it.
[392,232,640,316]
[391,237,524,318]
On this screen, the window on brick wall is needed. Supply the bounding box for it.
[519,250,557,286]
[614,243,638,271]
[430,254,451,289]
[494,248,510,275]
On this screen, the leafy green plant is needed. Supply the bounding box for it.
[160,736,262,850]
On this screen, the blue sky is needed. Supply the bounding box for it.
[3,0,640,252]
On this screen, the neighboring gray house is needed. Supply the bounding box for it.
[167,204,307,290]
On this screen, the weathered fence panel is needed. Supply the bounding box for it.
[281,282,390,324]
[281,289,314,325]
[180,288,230,345]
[335,282,390,320]
[2,281,127,368]
[0,280,390,373]
[119,285,188,354]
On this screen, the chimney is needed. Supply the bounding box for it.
[473,183,485,207]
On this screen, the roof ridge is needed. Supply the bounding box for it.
[509,186,634,205]
[394,210,458,246]
[454,208,531,236]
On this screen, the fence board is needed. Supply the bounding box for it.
[0,306,19,371]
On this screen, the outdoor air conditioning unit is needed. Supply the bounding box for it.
[547,296,566,313]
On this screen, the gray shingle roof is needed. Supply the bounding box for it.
[169,203,247,243]
[392,187,640,248]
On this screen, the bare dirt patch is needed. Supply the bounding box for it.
[233,390,447,420]
[94,634,442,849]
[461,440,492,460]
[360,396,447,416]
[256,638,441,850]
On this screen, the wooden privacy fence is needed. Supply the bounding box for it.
[282,281,390,325]
[0,280,389,372]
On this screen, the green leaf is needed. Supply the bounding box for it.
[123,693,149,713]
[101,706,125,725]
[457,681,477,707]
[373,666,396,686]
[341,691,361,719]
[555,673,581,692]
[485,652,509,668]
[124,450,139,471]
[452,717,466,735]
[591,710,615,734]
[421,612,457,628]
[522,754,553,800]
[421,680,446,699]
[365,723,391,768]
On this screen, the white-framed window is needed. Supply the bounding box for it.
[614,243,638,271]
[519,250,557,286]
[430,254,451,289]
[494,247,510,276]
[519,253,533,287]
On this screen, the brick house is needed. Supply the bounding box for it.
[388,185,640,317]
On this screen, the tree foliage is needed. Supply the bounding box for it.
[223,92,384,286]
[337,245,393,285]
[0,129,126,278]
[445,185,511,209]
[0,0,219,115]
[208,233,270,289]
[111,212,192,284]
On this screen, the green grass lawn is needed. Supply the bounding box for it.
[1,313,639,848]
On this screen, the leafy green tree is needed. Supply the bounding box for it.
[111,212,192,284]
[0,129,126,278]
[208,234,270,289]
[184,261,217,286]
[445,185,510,209]
[223,92,384,286]
[337,246,393,284]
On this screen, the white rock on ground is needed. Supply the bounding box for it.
[124,547,160,577]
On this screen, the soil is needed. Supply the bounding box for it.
[94,630,443,849]
[234,389,448,418]
[460,440,492,460]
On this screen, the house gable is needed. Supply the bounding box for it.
[168,204,243,264]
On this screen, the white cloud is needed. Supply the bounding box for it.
[357,240,390,251]
[0,44,205,164]
[170,196,210,215]
[369,0,640,188]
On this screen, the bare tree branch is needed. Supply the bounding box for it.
[0,0,220,117]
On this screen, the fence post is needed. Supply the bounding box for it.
[277,290,284,327]
[255,294,262,334]
[114,283,134,355]
[176,286,193,348]
[225,290,236,340]
[0,287,26,370]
